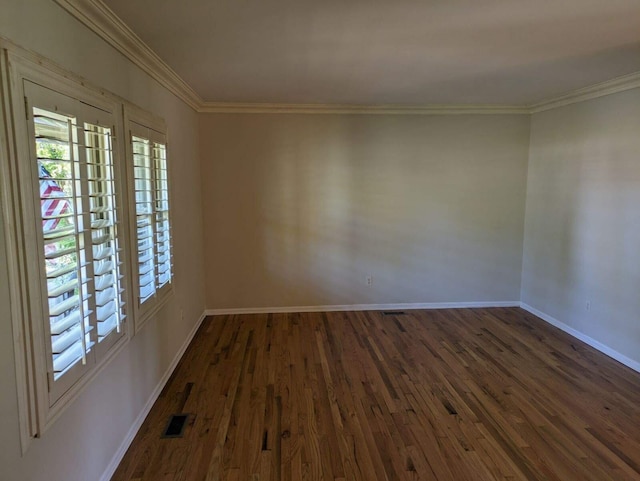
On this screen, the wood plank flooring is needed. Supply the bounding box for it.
[111,308,640,481]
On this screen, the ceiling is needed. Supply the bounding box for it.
[102,0,640,106]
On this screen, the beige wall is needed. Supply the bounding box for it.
[200,114,530,309]
[0,1,206,480]
[522,88,640,365]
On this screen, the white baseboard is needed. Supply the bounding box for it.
[205,301,520,316]
[520,303,640,374]
[99,311,208,481]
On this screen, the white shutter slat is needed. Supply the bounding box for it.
[137,216,152,227]
[52,340,84,373]
[92,233,111,246]
[41,212,75,222]
[50,310,82,335]
[47,279,78,298]
[44,245,76,260]
[140,284,155,302]
[46,262,77,280]
[156,253,170,265]
[95,287,115,307]
[138,250,154,263]
[136,206,153,216]
[94,273,114,291]
[156,244,171,254]
[42,225,76,241]
[51,324,93,354]
[98,313,120,339]
[93,247,114,261]
[36,135,71,147]
[139,274,155,289]
[138,261,154,276]
[44,234,77,257]
[157,263,170,275]
[90,206,110,214]
[137,232,154,248]
[137,229,153,241]
[96,300,116,322]
[34,113,69,130]
[94,260,114,276]
[91,219,116,229]
[38,172,72,181]
[138,251,153,264]
[53,339,95,375]
[48,295,80,317]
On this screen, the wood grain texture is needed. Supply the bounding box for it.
[111,308,640,481]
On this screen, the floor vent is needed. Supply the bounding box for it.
[162,413,190,438]
[383,311,406,316]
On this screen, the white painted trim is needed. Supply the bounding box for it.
[0,47,39,454]
[520,303,640,374]
[529,72,640,113]
[205,301,520,316]
[53,0,202,111]
[99,311,207,481]
[50,0,640,116]
[199,103,529,115]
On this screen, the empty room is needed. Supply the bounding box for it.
[1,0,640,480]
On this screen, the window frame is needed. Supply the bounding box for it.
[25,83,131,403]
[124,107,174,333]
[0,44,135,448]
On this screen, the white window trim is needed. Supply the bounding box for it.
[0,41,140,451]
[124,106,174,333]
[0,46,38,454]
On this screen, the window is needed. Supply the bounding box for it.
[1,46,172,448]
[0,49,137,443]
[24,82,128,406]
[126,117,173,328]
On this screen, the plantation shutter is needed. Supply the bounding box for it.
[25,82,126,402]
[153,142,172,287]
[84,122,127,354]
[130,122,172,320]
[132,136,156,303]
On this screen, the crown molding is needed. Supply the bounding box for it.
[53,0,640,116]
[529,71,640,113]
[198,102,530,115]
[53,0,202,111]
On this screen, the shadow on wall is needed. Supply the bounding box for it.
[203,114,529,309]
[523,97,640,350]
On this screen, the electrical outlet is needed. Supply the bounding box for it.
[586,300,591,311]
[366,275,373,287]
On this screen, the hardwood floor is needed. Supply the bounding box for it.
[111,308,640,481]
